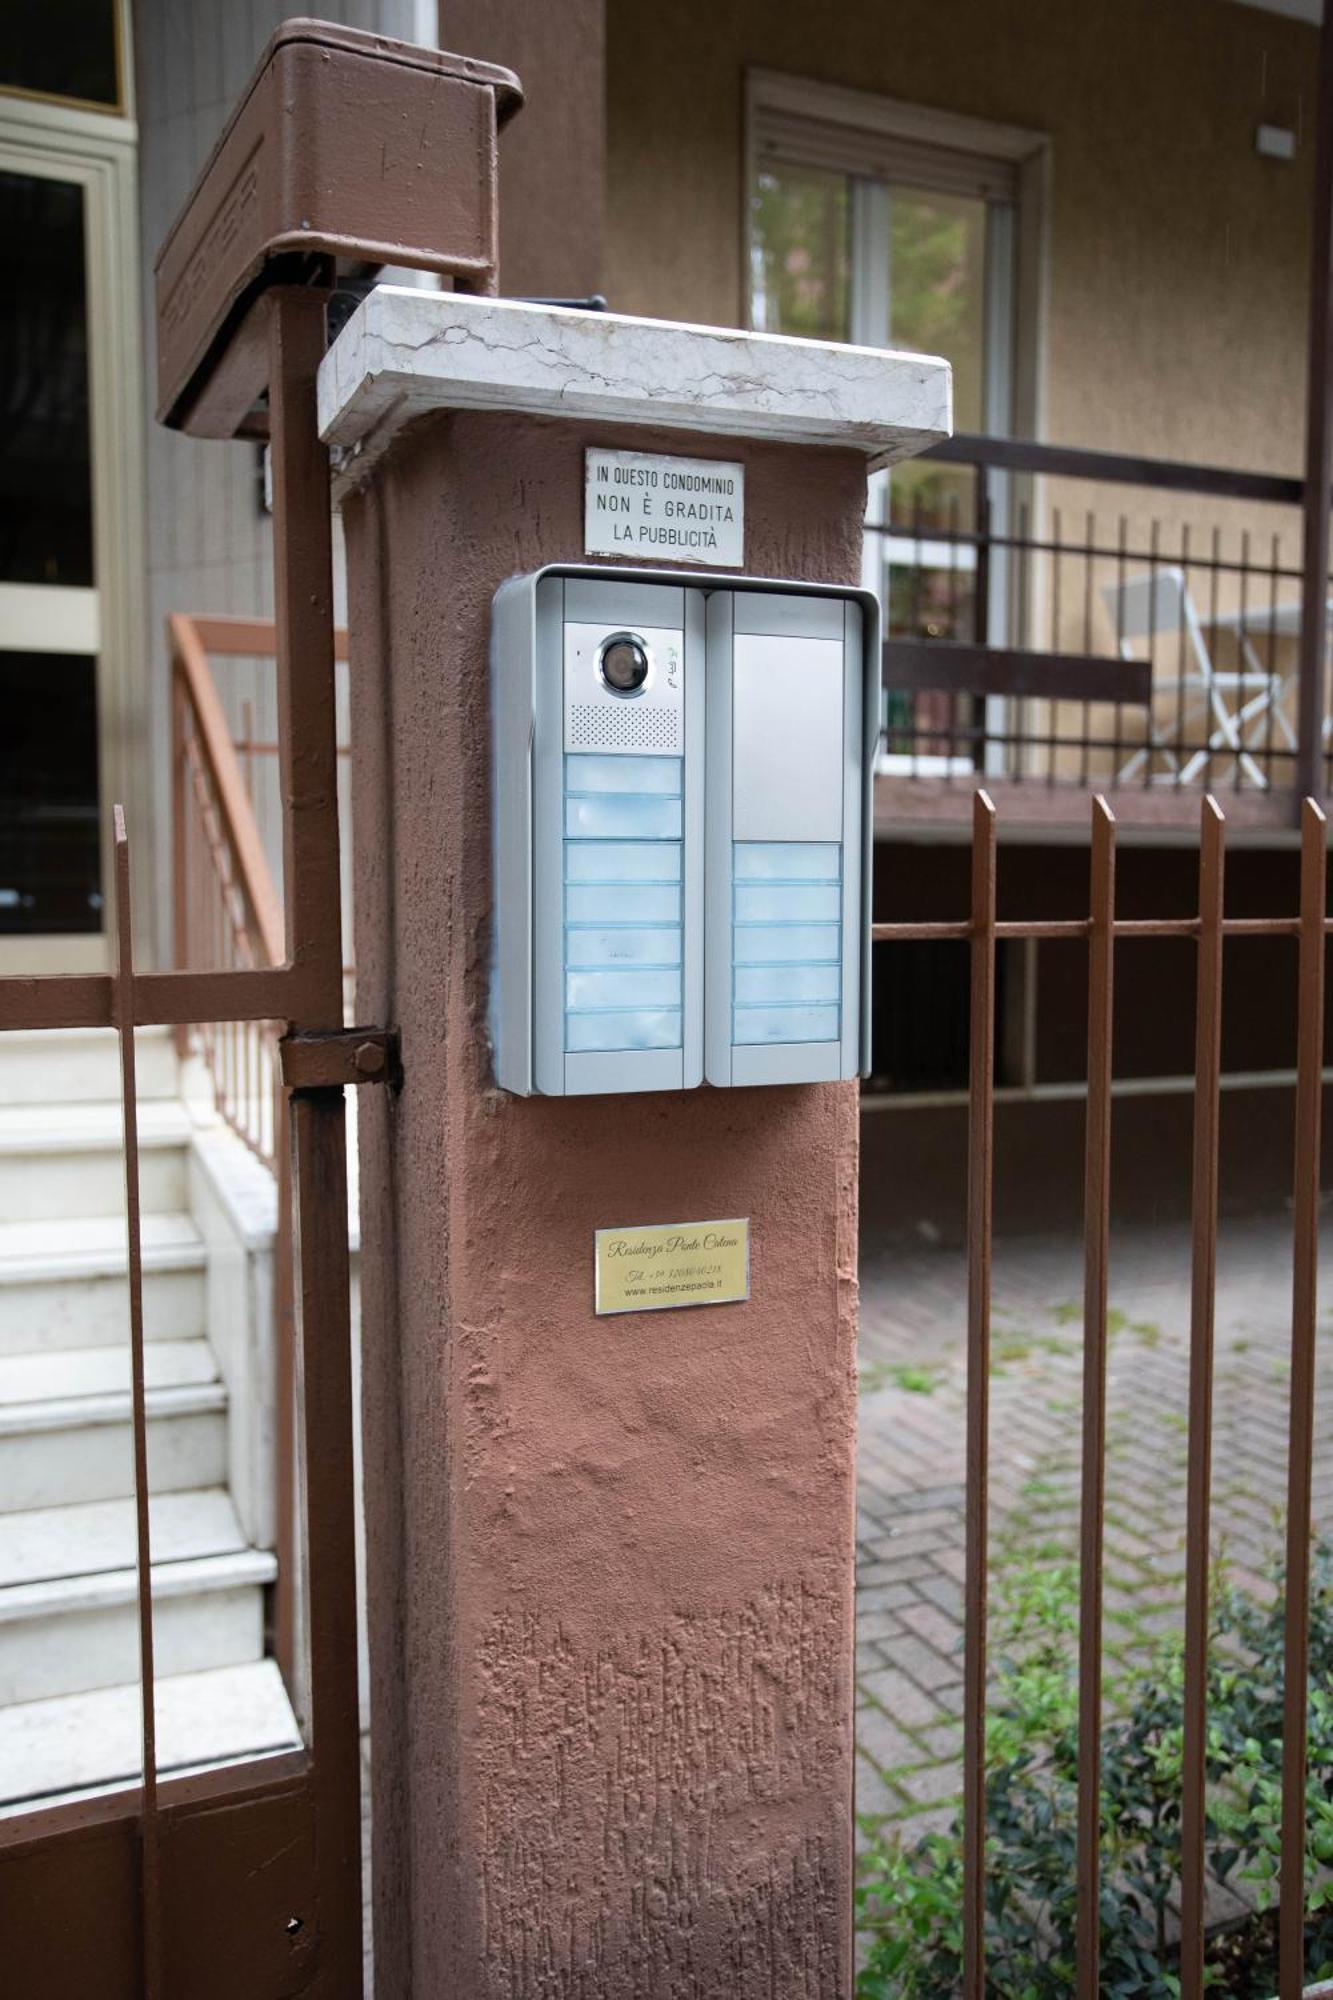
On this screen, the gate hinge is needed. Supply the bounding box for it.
[280,1026,401,1091]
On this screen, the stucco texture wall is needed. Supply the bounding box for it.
[604,0,1317,475]
[346,411,865,1997]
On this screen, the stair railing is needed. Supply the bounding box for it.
[168,608,350,1689]
[169,612,288,1166]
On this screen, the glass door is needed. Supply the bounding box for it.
[0,9,143,971]
[0,163,102,941]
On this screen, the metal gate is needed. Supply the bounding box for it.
[872,789,1328,2000]
[0,286,368,1998]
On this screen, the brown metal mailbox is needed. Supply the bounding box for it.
[155,17,521,434]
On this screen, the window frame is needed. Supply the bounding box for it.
[0,0,133,119]
[744,71,1051,776]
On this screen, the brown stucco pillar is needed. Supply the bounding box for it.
[323,290,950,1997]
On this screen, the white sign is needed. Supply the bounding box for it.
[584,449,745,567]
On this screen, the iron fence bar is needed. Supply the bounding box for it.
[910,486,925,780]
[1147,525,1162,792]
[948,488,961,770]
[874,719,1304,766]
[1235,531,1253,795]
[1280,797,1328,1997]
[865,518,1306,582]
[1015,501,1031,785]
[1178,527,1192,793]
[1209,526,1223,797]
[0,965,296,1033]
[963,789,997,1996]
[926,430,1305,505]
[1076,797,1115,1999]
[1081,509,1095,788]
[1180,795,1226,1995]
[1297,10,1333,812]
[1050,506,1064,788]
[872,915,1308,944]
[112,806,162,2000]
[1265,533,1282,789]
[878,729,1297,762]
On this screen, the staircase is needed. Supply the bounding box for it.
[0,1027,300,1812]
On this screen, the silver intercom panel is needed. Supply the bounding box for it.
[706,591,868,1087]
[490,565,876,1096]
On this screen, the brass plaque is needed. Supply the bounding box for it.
[594,1218,750,1316]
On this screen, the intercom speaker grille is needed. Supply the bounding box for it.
[568,702,680,752]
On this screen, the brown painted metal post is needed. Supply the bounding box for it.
[1280,797,1328,1997]
[963,788,997,1998]
[268,288,345,1026]
[1297,15,1333,810]
[289,1085,363,1992]
[1180,795,1226,1995]
[112,806,162,2000]
[1076,796,1116,2000]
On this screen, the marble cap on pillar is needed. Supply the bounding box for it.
[317,287,953,496]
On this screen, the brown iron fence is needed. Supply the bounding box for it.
[871,788,1327,1999]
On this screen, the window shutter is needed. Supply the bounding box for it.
[752,99,1021,205]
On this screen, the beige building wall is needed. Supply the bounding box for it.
[604,0,1316,477]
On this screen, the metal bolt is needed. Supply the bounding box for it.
[353,1039,386,1077]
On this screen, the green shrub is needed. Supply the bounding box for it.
[855,1544,1333,1997]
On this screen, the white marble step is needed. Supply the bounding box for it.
[0,1337,216,1407]
[0,1658,301,1812]
[0,1027,178,1108]
[0,1339,226,1511]
[0,1486,275,1703]
[0,1101,192,1220]
[0,1211,206,1355]
[0,1486,243,1587]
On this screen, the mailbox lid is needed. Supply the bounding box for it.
[154,20,522,432]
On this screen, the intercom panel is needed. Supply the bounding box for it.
[491,565,876,1097]
[705,590,873,1087]
[491,571,705,1095]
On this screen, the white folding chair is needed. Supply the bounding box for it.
[1102,568,1288,789]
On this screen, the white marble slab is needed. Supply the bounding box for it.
[318,287,952,495]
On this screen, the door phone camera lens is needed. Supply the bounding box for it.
[598,633,650,695]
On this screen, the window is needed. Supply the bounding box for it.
[0,2,124,115]
[747,72,1047,774]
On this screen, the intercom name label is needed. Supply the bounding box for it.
[584,449,745,566]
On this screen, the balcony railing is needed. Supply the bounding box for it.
[874,434,1323,821]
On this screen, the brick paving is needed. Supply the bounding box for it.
[854,1212,1333,1843]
